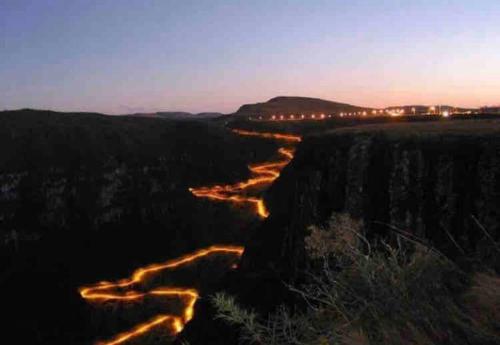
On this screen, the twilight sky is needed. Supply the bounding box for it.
[1,0,499,114]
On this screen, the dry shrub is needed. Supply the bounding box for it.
[212,213,500,345]
[305,214,363,260]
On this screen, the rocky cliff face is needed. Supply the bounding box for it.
[0,110,278,251]
[0,110,279,345]
[242,120,500,281]
[178,119,500,345]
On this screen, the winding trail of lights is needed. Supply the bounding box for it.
[100,315,178,345]
[80,246,243,345]
[189,147,295,218]
[231,129,301,142]
[79,129,301,345]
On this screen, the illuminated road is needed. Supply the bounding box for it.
[79,129,301,345]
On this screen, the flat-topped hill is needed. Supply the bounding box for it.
[234,96,371,117]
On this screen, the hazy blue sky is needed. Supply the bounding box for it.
[1,0,499,114]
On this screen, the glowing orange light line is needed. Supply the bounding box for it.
[189,146,296,218]
[278,147,294,160]
[232,129,301,142]
[81,129,301,345]
[80,246,243,345]
[100,315,173,345]
[80,246,243,301]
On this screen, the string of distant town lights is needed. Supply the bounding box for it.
[248,106,481,122]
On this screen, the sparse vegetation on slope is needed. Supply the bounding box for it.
[212,214,500,345]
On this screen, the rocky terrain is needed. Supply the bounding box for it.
[180,118,500,345]
[243,120,500,279]
[0,109,277,344]
[3,108,500,344]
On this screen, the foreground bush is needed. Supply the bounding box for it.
[212,214,500,345]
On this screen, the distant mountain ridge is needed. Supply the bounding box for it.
[132,111,224,120]
[6,97,480,120]
[234,96,372,117]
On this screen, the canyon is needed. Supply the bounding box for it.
[1,109,499,344]
[181,118,500,344]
